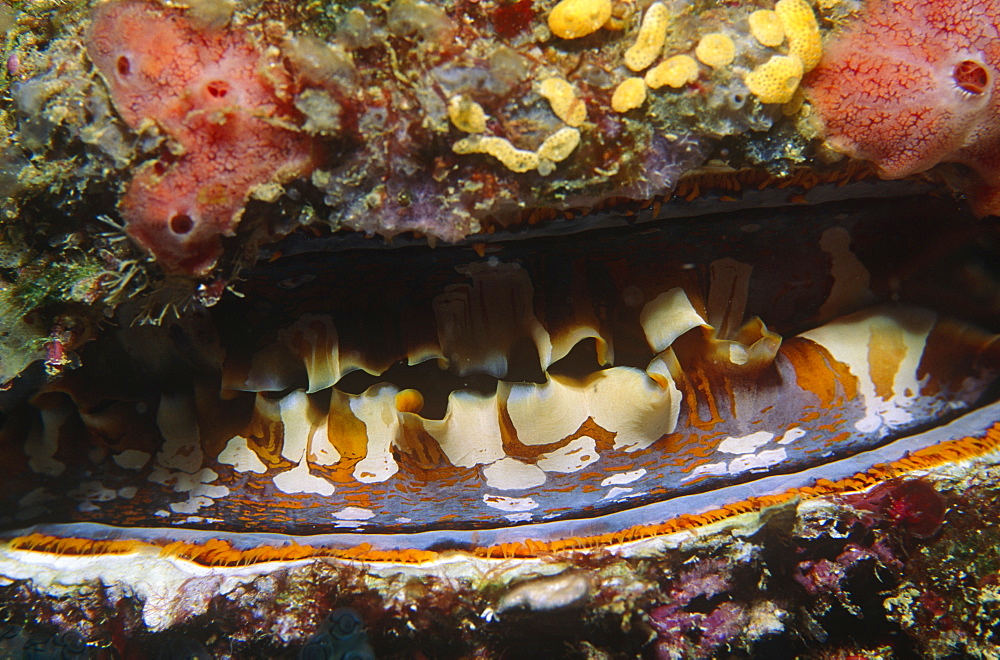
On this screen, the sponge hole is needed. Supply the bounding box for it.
[206,80,230,99]
[116,55,131,77]
[169,213,195,235]
[954,60,989,96]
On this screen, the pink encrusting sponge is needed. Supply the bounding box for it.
[87,0,314,275]
[805,0,1000,216]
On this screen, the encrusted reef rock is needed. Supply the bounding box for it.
[1,0,998,369]
[6,0,835,282]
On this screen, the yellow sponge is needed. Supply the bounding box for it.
[539,78,587,127]
[447,95,488,133]
[775,0,822,71]
[537,127,582,174]
[744,54,803,104]
[748,9,785,48]
[453,135,540,172]
[695,33,736,68]
[548,0,612,39]
[645,55,699,89]
[625,2,669,72]
[611,77,648,112]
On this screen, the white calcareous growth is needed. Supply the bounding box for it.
[497,571,593,612]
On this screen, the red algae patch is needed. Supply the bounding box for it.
[87,0,314,275]
[804,0,1000,216]
[842,478,946,538]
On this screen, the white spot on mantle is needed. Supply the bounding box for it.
[113,449,151,470]
[505,512,534,523]
[333,506,375,521]
[483,494,539,512]
[728,448,787,474]
[601,487,636,501]
[537,437,599,473]
[482,458,546,490]
[682,461,728,482]
[601,469,647,487]
[218,437,267,474]
[718,431,774,454]
[272,462,335,496]
[777,428,806,445]
[169,495,215,514]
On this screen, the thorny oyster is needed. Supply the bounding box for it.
[1,0,1000,657]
